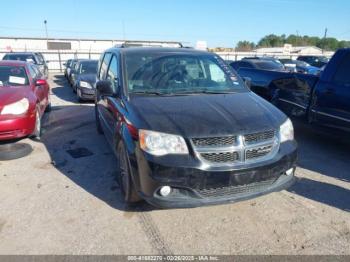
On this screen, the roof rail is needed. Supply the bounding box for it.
[115,41,183,48]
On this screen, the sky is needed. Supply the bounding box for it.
[0,0,349,47]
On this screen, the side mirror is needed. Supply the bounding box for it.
[96,80,114,96]
[46,60,50,64]
[35,79,47,86]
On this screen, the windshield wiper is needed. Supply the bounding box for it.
[172,90,236,95]
[131,91,164,96]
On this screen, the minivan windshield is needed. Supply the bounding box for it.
[0,66,29,87]
[125,53,246,95]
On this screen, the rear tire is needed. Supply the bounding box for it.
[117,141,142,205]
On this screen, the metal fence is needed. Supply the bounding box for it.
[0,50,335,72]
[0,51,102,72]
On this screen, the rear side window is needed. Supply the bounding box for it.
[74,62,80,71]
[27,65,37,79]
[333,53,350,85]
[99,53,112,80]
[35,53,45,64]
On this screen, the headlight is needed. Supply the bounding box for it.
[80,81,92,89]
[1,98,29,115]
[139,129,189,156]
[280,118,294,142]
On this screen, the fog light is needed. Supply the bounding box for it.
[160,186,172,197]
[286,168,294,176]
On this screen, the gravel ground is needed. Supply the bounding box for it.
[0,74,349,255]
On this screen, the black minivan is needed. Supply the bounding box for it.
[95,47,297,208]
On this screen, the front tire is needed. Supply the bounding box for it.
[45,96,52,112]
[77,88,83,102]
[117,141,141,205]
[95,106,104,134]
[31,108,42,140]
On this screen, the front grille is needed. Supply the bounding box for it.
[198,179,276,198]
[192,129,278,166]
[244,130,275,144]
[246,145,273,160]
[192,136,237,147]
[201,151,239,163]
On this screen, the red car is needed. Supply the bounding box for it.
[0,61,51,141]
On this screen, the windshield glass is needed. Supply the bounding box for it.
[318,56,329,63]
[125,53,245,95]
[295,60,310,67]
[0,66,29,87]
[255,61,284,70]
[79,62,98,74]
[3,54,37,64]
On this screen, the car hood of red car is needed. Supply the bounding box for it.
[0,86,32,109]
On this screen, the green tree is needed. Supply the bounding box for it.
[338,40,350,48]
[236,41,255,51]
[236,34,348,51]
[258,34,285,47]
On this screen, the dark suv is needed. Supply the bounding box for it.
[95,47,297,208]
[3,52,49,78]
[297,55,329,68]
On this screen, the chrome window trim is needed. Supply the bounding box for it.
[278,98,307,110]
[311,109,350,123]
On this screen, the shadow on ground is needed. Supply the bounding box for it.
[288,120,350,212]
[51,74,93,105]
[40,104,153,213]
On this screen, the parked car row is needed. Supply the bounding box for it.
[63,58,98,102]
[227,55,329,76]
[229,48,350,132]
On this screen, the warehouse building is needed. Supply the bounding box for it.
[254,44,324,55]
[0,36,182,71]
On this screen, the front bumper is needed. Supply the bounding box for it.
[78,87,95,101]
[132,141,297,208]
[0,113,36,141]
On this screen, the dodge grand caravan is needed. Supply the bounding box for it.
[95,47,297,208]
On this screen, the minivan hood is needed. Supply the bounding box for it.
[129,92,286,138]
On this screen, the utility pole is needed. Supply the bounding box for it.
[322,27,328,53]
[44,20,48,40]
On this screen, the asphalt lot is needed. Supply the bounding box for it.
[0,74,349,255]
